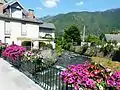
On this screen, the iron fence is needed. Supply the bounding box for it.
[0,54,74,90]
[34,66,74,90]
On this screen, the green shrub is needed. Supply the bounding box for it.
[70,45,75,52]
[100,44,114,56]
[79,46,84,54]
[85,47,95,57]
[82,44,88,54]
[39,42,46,48]
[56,44,62,56]
[46,44,53,49]
[74,46,82,54]
[62,42,72,50]
[22,41,33,46]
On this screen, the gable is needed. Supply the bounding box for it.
[3,0,28,15]
[11,2,23,9]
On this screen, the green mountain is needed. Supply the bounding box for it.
[40,8,120,36]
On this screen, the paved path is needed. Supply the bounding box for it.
[0,58,44,90]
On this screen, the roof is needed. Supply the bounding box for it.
[39,23,56,29]
[1,0,43,24]
[0,14,42,24]
[105,34,120,42]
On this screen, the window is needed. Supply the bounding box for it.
[21,23,27,36]
[4,36,11,45]
[4,21,11,35]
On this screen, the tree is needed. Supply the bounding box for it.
[100,44,114,56]
[86,35,102,45]
[112,40,117,46]
[63,25,81,45]
[99,33,106,42]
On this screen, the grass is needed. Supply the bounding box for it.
[91,57,120,72]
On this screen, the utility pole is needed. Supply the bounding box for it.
[83,25,86,42]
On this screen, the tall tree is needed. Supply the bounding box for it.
[63,25,81,45]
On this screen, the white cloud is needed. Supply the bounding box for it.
[76,1,84,6]
[36,7,42,10]
[43,0,60,8]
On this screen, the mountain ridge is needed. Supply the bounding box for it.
[40,8,120,36]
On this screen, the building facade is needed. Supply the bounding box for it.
[0,0,55,49]
[39,23,55,49]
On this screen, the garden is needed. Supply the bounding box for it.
[0,42,120,90]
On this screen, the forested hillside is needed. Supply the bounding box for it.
[41,8,120,36]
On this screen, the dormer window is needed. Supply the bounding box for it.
[11,7,22,18]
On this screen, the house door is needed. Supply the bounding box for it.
[5,37,11,45]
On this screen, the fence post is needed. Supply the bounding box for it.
[34,61,37,83]
[66,83,69,90]
[55,68,58,90]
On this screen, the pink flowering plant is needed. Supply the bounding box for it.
[107,71,120,90]
[3,44,26,60]
[60,62,119,90]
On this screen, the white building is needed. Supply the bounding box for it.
[105,34,120,46]
[0,0,55,49]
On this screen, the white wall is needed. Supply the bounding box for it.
[11,8,22,18]
[0,20,5,43]
[5,21,39,47]
[10,2,23,18]
[26,24,39,49]
[0,19,56,49]
[26,24,39,39]
[50,41,55,49]
[10,22,39,46]
[10,21,22,45]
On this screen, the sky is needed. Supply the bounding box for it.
[19,0,120,18]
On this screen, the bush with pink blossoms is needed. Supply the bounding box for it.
[23,51,42,62]
[107,71,120,90]
[60,62,114,90]
[3,44,26,60]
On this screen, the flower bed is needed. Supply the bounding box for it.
[60,62,120,90]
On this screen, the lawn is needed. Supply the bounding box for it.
[91,57,120,72]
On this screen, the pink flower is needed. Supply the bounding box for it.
[106,68,111,72]
[3,44,26,61]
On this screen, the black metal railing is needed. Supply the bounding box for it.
[0,52,74,90]
[34,66,74,90]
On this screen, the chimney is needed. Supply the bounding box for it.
[0,0,3,14]
[28,9,34,19]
